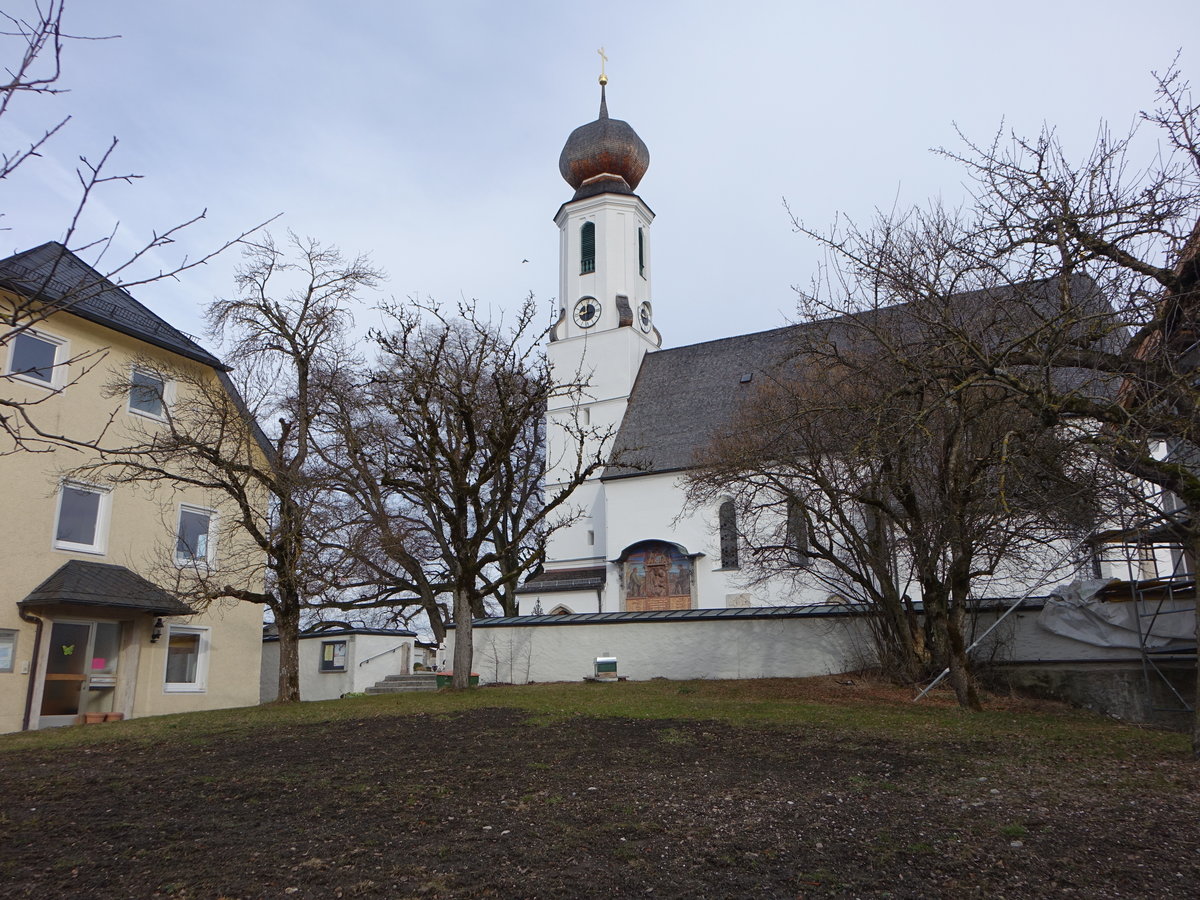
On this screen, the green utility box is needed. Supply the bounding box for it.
[594,656,618,680]
[436,672,480,688]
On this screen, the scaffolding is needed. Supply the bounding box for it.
[1097,515,1196,716]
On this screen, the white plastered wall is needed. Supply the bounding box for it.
[260,632,415,703]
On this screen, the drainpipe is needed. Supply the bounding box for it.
[18,608,44,732]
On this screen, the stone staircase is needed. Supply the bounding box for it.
[364,672,439,694]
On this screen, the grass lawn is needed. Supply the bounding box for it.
[1,677,1196,898]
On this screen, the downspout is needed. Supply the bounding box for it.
[18,608,44,732]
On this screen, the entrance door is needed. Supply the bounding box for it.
[38,621,121,728]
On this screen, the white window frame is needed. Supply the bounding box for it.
[127,366,171,421]
[4,328,68,389]
[52,481,112,555]
[175,504,217,568]
[162,624,210,693]
[0,628,16,673]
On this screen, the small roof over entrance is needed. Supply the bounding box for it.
[19,560,193,617]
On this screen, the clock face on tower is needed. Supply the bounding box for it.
[638,301,653,333]
[573,296,601,329]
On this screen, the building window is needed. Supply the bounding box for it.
[6,330,64,387]
[0,629,16,672]
[718,500,739,569]
[786,499,811,569]
[548,605,572,616]
[53,482,110,554]
[176,506,214,566]
[638,227,645,277]
[580,221,596,274]
[319,640,348,672]
[129,369,167,419]
[163,625,209,692]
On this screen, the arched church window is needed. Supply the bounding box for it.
[786,498,811,569]
[623,541,693,611]
[638,227,645,277]
[580,222,596,274]
[718,500,739,569]
[548,605,572,616]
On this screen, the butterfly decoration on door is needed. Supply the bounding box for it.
[61,644,75,656]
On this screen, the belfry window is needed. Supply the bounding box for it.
[638,227,645,277]
[718,500,739,569]
[580,222,596,274]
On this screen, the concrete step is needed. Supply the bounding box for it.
[365,673,439,694]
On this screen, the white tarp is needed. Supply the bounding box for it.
[1038,578,1195,649]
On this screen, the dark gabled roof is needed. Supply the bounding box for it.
[515,566,607,595]
[0,242,275,461]
[0,241,224,369]
[605,325,798,478]
[19,560,194,616]
[605,274,1116,478]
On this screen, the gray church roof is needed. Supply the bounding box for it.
[605,275,1114,479]
[0,241,224,369]
[20,560,194,616]
[604,325,799,478]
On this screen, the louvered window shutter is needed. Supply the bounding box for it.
[581,222,596,274]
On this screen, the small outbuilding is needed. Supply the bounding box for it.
[260,627,417,702]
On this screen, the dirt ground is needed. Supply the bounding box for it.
[1,692,1198,898]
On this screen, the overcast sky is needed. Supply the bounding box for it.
[1,1,1195,351]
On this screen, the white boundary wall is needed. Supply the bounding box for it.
[451,601,1186,686]
[458,613,875,684]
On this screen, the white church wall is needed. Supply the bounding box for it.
[458,600,1161,687]
[459,613,875,684]
[602,472,831,609]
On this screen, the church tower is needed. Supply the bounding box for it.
[536,71,659,608]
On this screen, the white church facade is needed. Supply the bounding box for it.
[455,78,1196,725]
[516,80,827,617]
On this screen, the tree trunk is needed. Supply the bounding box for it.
[926,589,982,712]
[452,588,474,689]
[1192,533,1200,760]
[946,601,983,712]
[274,600,302,703]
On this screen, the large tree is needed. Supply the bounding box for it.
[320,298,609,688]
[790,66,1200,744]
[690,285,1105,708]
[77,234,379,701]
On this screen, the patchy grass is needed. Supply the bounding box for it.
[1,677,1195,898]
[2,675,1186,759]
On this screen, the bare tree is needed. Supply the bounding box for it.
[320,297,609,688]
[74,234,380,701]
[1,2,268,453]
[787,64,1200,742]
[690,287,1103,708]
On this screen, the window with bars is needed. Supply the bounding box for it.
[580,221,595,274]
[718,500,739,569]
[786,498,811,568]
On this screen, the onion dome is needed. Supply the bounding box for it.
[558,81,650,201]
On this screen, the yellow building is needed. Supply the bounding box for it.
[0,242,265,732]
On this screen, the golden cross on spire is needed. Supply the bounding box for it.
[597,46,608,85]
